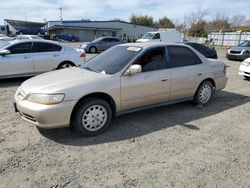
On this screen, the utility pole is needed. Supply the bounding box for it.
[59,7,63,21]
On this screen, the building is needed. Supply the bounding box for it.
[46,20,157,41]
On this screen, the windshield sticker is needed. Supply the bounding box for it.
[127,47,141,52]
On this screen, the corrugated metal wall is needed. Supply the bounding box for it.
[208,32,250,47]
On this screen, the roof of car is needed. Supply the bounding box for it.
[7,39,60,45]
[120,42,189,49]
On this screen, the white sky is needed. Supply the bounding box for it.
[0,0,249,24]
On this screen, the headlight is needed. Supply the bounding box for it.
[243,50,250,54]
[81,44,87,49]
[26,94,65,105]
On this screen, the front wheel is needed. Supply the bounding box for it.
[72,98,112,136]
[193,81,214,106]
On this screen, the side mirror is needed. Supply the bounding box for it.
[0,49,11,56]
[124,64,142,75]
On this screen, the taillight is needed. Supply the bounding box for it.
[80,53,86,58]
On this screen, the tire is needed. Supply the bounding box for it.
[72,98,112,136]
[193,81,214,106]
[244,76,250,80]
[89,46,97,53]
[57,62,75,69]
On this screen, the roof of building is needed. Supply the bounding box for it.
[47,20,157,29]
[47,24,122,31]
[4,19,45,30]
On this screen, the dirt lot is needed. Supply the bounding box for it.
[0,46,250,188]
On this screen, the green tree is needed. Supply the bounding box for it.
[130,14,154,27]
[156,17,175,28]
[188,21,208,37]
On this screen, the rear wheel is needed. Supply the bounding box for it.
[193,81,214,106]
[89,46,97,53]
[57,62,75,69]
[72,98,112,136]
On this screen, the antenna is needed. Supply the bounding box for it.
[59,7,63,21]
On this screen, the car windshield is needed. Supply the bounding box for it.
[82,46,142,75]
[238,41,250,47]
[141,32,155,39]
[92,38,102,43]
[31,36,42,39]
[0,42,10,49]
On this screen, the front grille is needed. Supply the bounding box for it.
[17,89,26,100]
[230,50,242,54]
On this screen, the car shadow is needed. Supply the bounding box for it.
[39,90,250,146]
[0,77,31,88]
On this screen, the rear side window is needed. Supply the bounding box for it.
[33,42,62,53]
[168,46,202,68]
[8,42,32,54]
[135,47,167,72]
[188,43,210,57]
[109,38,120,42]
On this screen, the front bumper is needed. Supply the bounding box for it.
[14,99,77,129]
[226,53,250,61]
[239,64,250,77]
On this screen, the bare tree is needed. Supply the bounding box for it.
[186,8,208,27]
[230,14,247,28]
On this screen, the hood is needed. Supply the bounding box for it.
[20,67,107,94]
[231,47,250,51]
[136,39,150,43]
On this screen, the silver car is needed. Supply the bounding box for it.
[0,39,86,79]
[226,40,250,61]
[80,37,124,53]
[16,35,43,40]
[14,42,228,136]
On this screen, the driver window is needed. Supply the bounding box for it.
[135,47,167,72]
[153,33,160,39]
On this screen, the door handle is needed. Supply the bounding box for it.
[23,56,31,59]
[53,54,60,57]
[197,73,202,76]
[161,77,168,82]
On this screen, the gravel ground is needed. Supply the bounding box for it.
[0,46,250,188]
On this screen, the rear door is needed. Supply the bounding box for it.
[121,47,171,111]
[32,42,62,73]
[167,45,205,101]
[0,42,33,77]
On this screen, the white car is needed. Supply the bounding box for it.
[239,57,250,79]
[16,35,43,40]
[0,34,13,43]
[0,39,86,79]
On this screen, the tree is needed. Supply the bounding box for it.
[156,17,175,28]
[129,14,154,27]
[210,12,231,31]
[230,14,247,28]
[188,21,208,37]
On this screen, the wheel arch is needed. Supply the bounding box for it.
[70,92,117,125]
[57,61,75,69]
[194,78,216,98]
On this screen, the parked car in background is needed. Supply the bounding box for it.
[55,33,79,42]
[0,34,14,43]
[16,29,45,35]
[185,42,218,59]
[80,37,125,53]
[16,35,43,40]
[239,57,250,79]
[136,29,183,43]
[0,39,86,79]
[14,42,228,136]
[226,40,250,61]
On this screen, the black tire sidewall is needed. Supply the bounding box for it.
[194,81,214,106]
[72,98,112,136]
[89,47,97,53]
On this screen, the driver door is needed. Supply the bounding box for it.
[0,42,33,77]
[120,47,171,111]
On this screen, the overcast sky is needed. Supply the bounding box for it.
[0,0,249,24]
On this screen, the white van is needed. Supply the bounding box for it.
[137,29,183,43]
